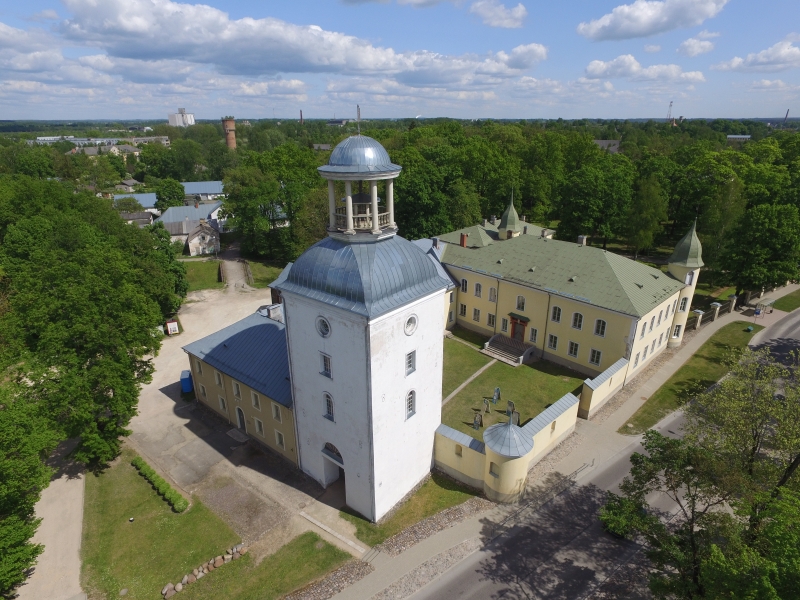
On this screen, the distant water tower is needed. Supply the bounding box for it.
[221,116,236,150]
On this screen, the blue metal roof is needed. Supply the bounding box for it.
[156,202,222,224]
[183,311,292,408]
[436,424,486,454]
[318,135,401,176]
[113,192,157,208]
[275,235,452,319]
[182,181,224,195]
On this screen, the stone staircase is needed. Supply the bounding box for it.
[480,334,534,367]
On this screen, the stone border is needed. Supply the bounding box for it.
[283,560,375,600]
[161,543,247,598]
[376,495,494,557]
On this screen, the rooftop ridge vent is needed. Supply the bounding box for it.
[635,283,644,289]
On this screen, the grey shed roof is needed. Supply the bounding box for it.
[669,221,704,269]
[156,202,222,224]
[113,192,157,208]
[182,181,224,195]
[483,420,534,458]
[274,235,452,319]
[317,135,401,176]
[183,311,292,408]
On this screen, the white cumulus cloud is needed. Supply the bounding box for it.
[469,0,528,28]
[714,38,800,72]
[585,54,705,82]
[577,0,728,41]
[678,30,719,56]
[644,44,661,53]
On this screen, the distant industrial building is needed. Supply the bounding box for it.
[169,108,196,128]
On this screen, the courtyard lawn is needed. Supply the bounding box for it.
[442,338,492,398]
[774,289,800,313]
[82,448,348,600]
[179,532,350,600]
[82,448,239,599]
[620,321,764,435]
[340,472,479,547]
[442,360,584,440]
[449,325,491,349]
[185,260,224,292]
[248,261,285,289]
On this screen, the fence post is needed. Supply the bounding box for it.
[710,302,722,321]
[692,309,705,329]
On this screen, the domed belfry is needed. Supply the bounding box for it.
[317,135,400,238]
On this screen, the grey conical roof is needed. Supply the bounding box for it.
[669,221,704,268]
[483,419,534,458]
[498,194,521,233]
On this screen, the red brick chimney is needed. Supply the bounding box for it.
[460,233,468,247]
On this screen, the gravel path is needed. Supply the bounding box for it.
[376,496,495,557]
[369,538,482,600]
[283,560,375,600]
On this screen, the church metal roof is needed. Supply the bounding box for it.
[182,311,292,408]
[498,196,522,233]
[317,135,401,176]
[668,221,704,269]
[274,235,452,319]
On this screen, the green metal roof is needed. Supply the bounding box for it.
[668,221,704,268]
[437,225,497,248]
[498,195,521,233]
[440,236,685,318]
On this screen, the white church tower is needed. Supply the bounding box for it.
[274,136,453,522]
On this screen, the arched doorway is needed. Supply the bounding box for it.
[236,407,246,431]
[321,442,346,508]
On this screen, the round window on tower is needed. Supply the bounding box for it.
[404,315,418,336]
[316,317,331,338]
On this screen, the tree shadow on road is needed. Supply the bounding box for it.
[472,473,647,599]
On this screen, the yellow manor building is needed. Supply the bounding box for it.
[419,198,703,380]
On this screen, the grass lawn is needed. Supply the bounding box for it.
[248,261,286,289]
[82,448,349,600]
[620,321,764,435]
[340,472,479,546]
[449,325,491,348]
[442,360,584,440]
[692,283,736,311]
[442,338,491,398]
[82,448,239,599]
[774,289,800,313]
[185,260,224,292]
[180,532,350,600]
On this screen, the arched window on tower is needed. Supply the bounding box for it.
[406,390,416,419]
[324,393,334,421]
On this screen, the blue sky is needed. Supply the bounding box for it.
[0,0,798,120]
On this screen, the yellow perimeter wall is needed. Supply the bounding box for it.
[187,353,298,465]
[434,393,579,503]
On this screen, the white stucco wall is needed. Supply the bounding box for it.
[281,292,375,520]
[282,287,446,522]
[368,290,446,521]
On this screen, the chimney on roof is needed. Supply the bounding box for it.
[521,215,526,222]
[540,229,546,238]
[431,236,439,249]
[578,235,588,246]
[523,225,528,235]
[460,233,468,248]
[482,219,488,227]
[194,201,199,208]
[490,215,496,225]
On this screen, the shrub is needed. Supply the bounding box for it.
[130,456,189,512]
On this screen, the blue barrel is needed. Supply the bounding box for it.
[180,370,194,393]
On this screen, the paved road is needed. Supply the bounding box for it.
[412,311,800,600]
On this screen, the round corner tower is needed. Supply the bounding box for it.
[667,221,704,348]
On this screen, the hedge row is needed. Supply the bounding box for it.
[130,456,189,512]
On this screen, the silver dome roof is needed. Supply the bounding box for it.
[484,420,534,458]
[318,135,401,176]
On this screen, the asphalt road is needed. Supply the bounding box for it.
[412,309,800,600]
